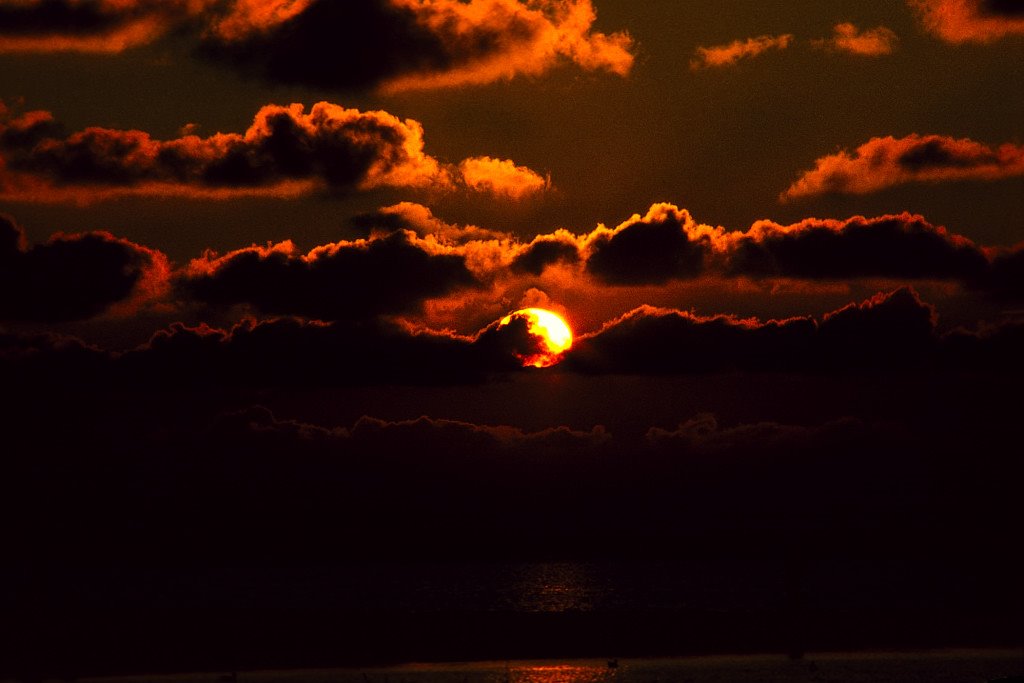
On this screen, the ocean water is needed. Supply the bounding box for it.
[15,557,963,612]
[60,651,1023,683]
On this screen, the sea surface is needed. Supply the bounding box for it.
[53,651,1024,683]
[10,557,992,612]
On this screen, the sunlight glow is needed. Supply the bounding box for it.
[499,307,573,368]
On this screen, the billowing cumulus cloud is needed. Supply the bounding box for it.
[813,23,899,55]
[689,34,793,70]
[349,203,1024,300]
[782,134,1024,200]
[0,1,633,91]
[5,287,1024,388]
[0,101,547,202]
[909,0,1024,42]
[178,229,480,321]
[571,205,1022,295]
[583,204,714,284]
[0,213,168,322]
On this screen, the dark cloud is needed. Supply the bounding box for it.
[987,246,1024,300]
[200,0,633,93]
[199,0,450,92]
[576,206,1024,300]
[122,316,492,387]
[5,286,1024,387]
[726,213,991,281]
[510,236,580,275]
[568,287,1022,375]
[981,0,1024,15]
[0,1,128,35]
[0,214,167,322]
[816,287,938,368]
[566,305,816,374]
[1,310,556,388]
[178,230,479,321]
[585,204,710,285]
[0,0,188,52]
[0,102,455,200]
[0,1,633,91]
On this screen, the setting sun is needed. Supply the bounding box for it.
[499,307,573,368]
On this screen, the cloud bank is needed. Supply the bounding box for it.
[0,0,634,91]
[0,101,548,202]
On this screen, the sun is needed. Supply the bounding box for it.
[498,307,573,368]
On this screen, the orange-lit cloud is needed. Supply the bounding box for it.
[0,1,633,91]
[690,34,793,70]
[208,0,316,40]
[352,202,507,243]
[458,156,549,200]
[782,134,1024,200]
[813,23,899,55]
[377,0,633,92]
[0,102,547,202]
[0,0,209,53]
[909,0,1024,43]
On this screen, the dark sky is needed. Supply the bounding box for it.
[1,1,1023,669]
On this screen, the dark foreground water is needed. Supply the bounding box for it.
[39,651,1021,683]
[4,560,1021,678]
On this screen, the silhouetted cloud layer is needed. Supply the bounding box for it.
[7,386,1020,565]
[690,34,793,70]
[568,287,1024,374]
[0,101,548,201]
[0,0,633,91]
[178,230,479,321]
[783,134,1024,199]
[4,288,1023,387]
[725,213,991,281]
[909,0,1024,42]
[0,214,168,322]
[2,308,600,387]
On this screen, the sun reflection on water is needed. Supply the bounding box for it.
[507,662,616,683]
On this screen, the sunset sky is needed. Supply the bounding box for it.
[2,0,1023,672]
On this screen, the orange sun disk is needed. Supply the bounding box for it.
[498,307,573,368]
